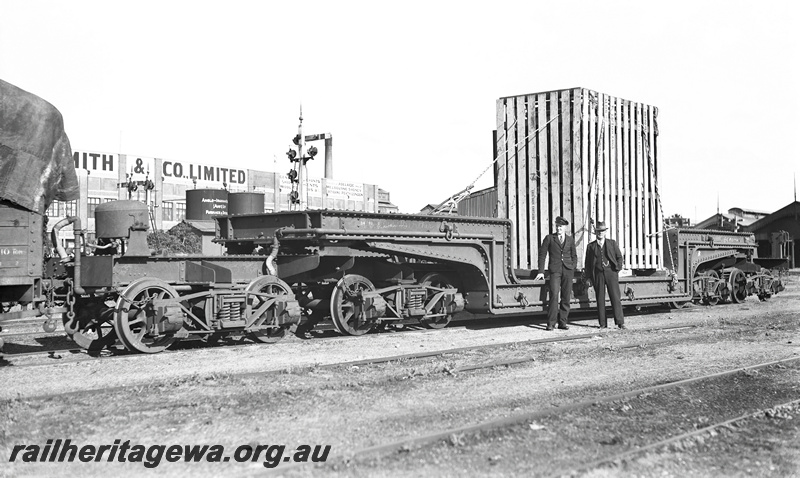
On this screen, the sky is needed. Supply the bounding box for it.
[1,0,798,222]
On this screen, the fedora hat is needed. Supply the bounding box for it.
[595,221,608,232]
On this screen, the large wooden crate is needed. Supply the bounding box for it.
[496,87,662,271]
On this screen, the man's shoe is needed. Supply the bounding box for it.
[557,325,569,330]
[618,324,627,329]
[545,326,554,331]
[599,325,608,329]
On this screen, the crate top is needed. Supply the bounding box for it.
[497,87,656,107]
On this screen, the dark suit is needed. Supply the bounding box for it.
[584,238,625,327]
[537,233,577,328]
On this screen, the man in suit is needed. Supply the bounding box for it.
[584,221,626,329]
[534,216,577,331]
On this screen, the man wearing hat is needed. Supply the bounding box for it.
[584,221,626,329]
[534,216,577,331]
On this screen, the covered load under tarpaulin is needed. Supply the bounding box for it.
[0,79,79,214]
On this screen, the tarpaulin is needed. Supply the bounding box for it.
[0,79,79,214]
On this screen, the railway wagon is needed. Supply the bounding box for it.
[6,202,782,355]
[214,209,782,336]
[0,79,81,348]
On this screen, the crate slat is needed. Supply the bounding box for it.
[537,93,550,243]
[496,99,507,219]
[506,98,518,267]
[526,94,538,268]
[634,102,644,266]
[622,100,632,267]
[574,89,586,261]
[548,91,561,228]
[515,96,529,268]
[587,91,597,237]
[560,91,573,233]
[651,105,662,267]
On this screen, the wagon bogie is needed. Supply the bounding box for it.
[244,275,301,343]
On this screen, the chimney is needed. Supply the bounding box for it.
[304,133,333,179]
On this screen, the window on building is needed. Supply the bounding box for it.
[64,200,77,217]
[162,202,174,221]
[46,201,60,217]
[88,197,101,218]
[105,198,116,203]
[175,202,186,221]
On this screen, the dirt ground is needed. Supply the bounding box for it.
[1,272,799,477]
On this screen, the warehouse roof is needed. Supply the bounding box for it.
[745,201,800,232]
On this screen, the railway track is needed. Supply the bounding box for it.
[273,355,800,475]
[553,397,800,477]
[7,322,699,400]
[0,311,594,365]
[0,302,689,366]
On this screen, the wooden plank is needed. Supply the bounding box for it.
[574,88,586,263]
[537,93,550,244]
[548,91,561,223]
[561,91,573,236]
[526,94,538,267]
[652,105,662,269]
[600,92,609,231]
[607,94,614,235]
[611,98,625,260]
[634,102,644,268]
[630,101,638,268]
[516,96,529,268]
[608,94,617,240]
[647,104,658,268]
[621,100,631,267]
[614,95,623,258]
[496,98,507,219]
[586,90,596,240]
[643,104,652,268]
[506,97,518,268]
[597,92,604,231]
[640,102,651,268]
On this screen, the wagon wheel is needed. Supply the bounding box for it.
[70,300,118,352]
[702,270,720,306]
[418,272,454,329]
[330,274,378,336]
[114,278,180,354]
[245,276,294,343]
[668,300,691,310]
[727,268,748,303]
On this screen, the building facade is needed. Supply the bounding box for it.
[745,201,800,268]
[49,150,390,246]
